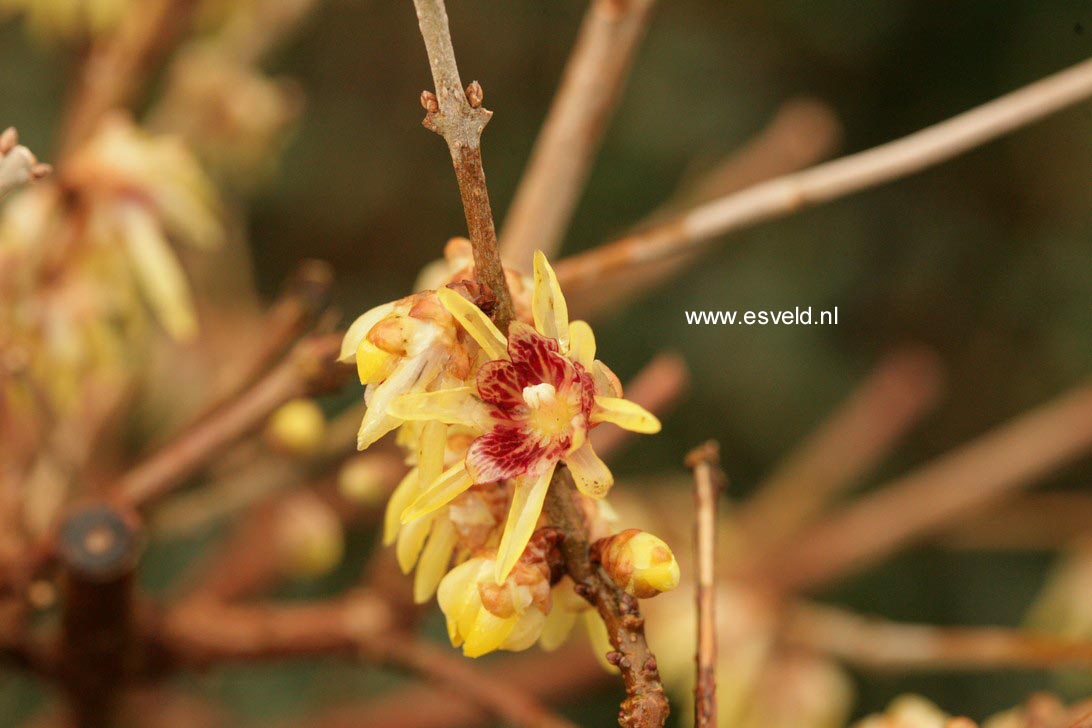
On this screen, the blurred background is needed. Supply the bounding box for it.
[1,0,1090,724]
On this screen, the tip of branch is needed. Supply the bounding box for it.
[685,440,721,470]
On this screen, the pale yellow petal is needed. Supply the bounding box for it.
[532,250,569,347]
[413,516,458,603]
[494,463,556,584]
[401,461,475,523]
[395,511,433,573]
[463,609,517,658]
[383,467,419,545]
[119,204,198,340]
[437,558,485,647]
[502,609,547,651]
[339,302,395,362]
[356,356,430,450]
[389,388,484,429]
[565,440,614,499]
[539,586,580,652]
[584,612,620,673]
[437,287,508,361]
[567,320,596,367]
[591,396,662,434]
[417,420,447,492]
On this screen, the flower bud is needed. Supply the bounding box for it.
[274,494,344,578]
[594,529,680,599]
[265,398,326,456]
[337,455,389,505]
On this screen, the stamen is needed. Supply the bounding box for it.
[522,383,557,409]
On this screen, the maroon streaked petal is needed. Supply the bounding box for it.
[508,323,571,388]
[476,359,524,408]
[465,426,555,484]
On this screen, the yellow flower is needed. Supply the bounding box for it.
[391,251,661,584]
[265,398,326,456]
[436,549,552,658]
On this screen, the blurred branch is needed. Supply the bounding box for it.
[544,467,669,728]
[786,603,1092,671]
[933,492,1092,551]
[755,382,1092,593]
[0,127,51,200]
[413,0,514,330]
[567,97,841,320]
[590,352,689,459]
[736,347,943,557]
[58,0,200,160]
[686,442,724,728]
[500,0,657,266]
[304,643,607,728]
[554,57,1092,290]
[370,636,578,728]
[112,333,351,509]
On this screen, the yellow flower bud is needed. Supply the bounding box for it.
[265,398,326,456]
[337,455,389,505]
[595,529,680,599]
[275,494,344,579]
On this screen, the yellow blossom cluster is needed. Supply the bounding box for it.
[341,241,681,657]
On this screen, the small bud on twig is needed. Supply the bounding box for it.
[420,90,440,114]
[465,80,484,108]
[592,529,680,599]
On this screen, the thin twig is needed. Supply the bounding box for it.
[755,382,1092,593]
[786,603,1092,671]
[412,0,514,331]
[736,347,943,557]
[112,333,351,509]
[371,636,578,728]
[686,442,724,728]
[544,467,669,728]
[303,643,607,728]
[500,0,657,266]
[554,57,1092,290]
[567,97,841,320]
[935,493,1092,551]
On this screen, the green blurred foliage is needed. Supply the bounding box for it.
[2,0,1091,724]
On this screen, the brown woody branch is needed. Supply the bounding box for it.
[554,57,1092,291]
[756,382,1092,593]
[412,0,514,331]
[785,603,1092,671]
[112,333,351,509]
[500,0,657,265]
[686,442,723,728]
[545,467,669,728]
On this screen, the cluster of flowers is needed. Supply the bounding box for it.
[341,240,681,657]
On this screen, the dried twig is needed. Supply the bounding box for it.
[545,467,669,728]
[500,0,657,265]
[412,0,514,330]
[935,493,1092,551]
[686,442,724,728]
[370,636,578,728]
[554,57,1092,290]
[304,643,607,728]
[567,97,841,320]
[736,347,943,556]
[786,603,1092,671]
[757,382,1092,593]
[112,333,351,509]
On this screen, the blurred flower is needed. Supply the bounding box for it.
[0,127,50,200]
[149,45,302,183]
[274,492,344,579]
[337,455,392,505]
[593,528,680,598]
[265,397,326,456]
[0,0,130,40]
[393,251,660,584]
[852,695,952,728]
[436,531,557,658]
